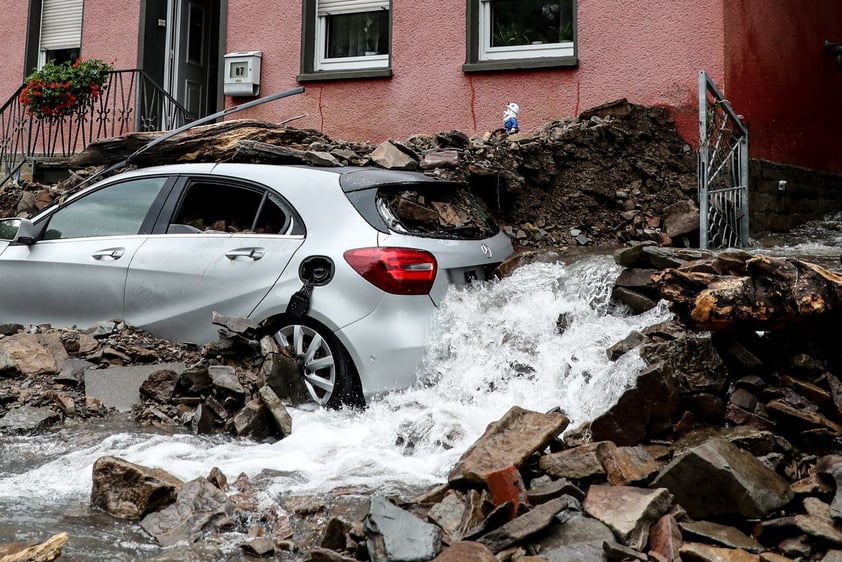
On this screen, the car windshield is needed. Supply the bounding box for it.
[375,185,498,239]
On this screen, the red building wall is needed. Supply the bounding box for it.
[724,0,842,173]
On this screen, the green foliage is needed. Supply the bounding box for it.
[19,58,113,119]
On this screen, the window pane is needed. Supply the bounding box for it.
[326,10,389,58]
[172,183,265,233]
[44,178,167,240]
[491,0,573,47]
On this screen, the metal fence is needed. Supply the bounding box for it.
[698,70,750,249]
[0,69,194,186]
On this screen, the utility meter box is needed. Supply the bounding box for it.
[224,51,262,97]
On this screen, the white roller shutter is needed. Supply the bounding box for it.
[317,0,388,16]
[40,0,84,52]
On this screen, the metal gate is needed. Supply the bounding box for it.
[698,70,750,249]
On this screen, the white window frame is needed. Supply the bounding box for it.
[478,0,574,61]
[315,0,389,72]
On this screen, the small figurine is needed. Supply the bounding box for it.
[503,102,520,134]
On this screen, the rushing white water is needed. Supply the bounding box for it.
[0,253,673,555]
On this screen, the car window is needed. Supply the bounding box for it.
[169,181,291,234]
[43,177,168,240]
[375,184,499,240]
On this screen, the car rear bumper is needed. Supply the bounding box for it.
[334,293,436,399]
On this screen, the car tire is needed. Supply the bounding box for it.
[272,317,364,409]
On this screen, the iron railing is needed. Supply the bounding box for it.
[698,70,750,249]
[0,69,194,186]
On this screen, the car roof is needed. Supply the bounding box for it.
[113,163,460,193]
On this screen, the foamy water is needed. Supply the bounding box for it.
[0,254,672,557]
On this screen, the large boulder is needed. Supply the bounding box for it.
[90,456,184,519]
[448,406,569,486]
[650,437,793,519]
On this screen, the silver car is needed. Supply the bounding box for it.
[0,163,513,407]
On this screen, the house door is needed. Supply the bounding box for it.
[140,0,220,121]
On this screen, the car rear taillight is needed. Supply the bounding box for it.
[344,247,437,295]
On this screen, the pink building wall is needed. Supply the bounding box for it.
[2,1,840,174]
[80,1,141,71]
[229,0,726,146]
[0,3,34,102]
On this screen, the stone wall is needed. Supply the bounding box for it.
[750,158,842,233]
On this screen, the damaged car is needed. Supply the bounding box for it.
[0,163,513,407]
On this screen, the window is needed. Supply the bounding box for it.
[43,178,167,240]
[465,0,577,72]
[171,182,293,235]
[38,0,83,66]
[299,0,392,81]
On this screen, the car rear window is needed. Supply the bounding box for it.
[375,185,498,240]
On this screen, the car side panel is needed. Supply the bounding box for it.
[124,233,305,344]
[334,293,436,397]
[0,237,146,329]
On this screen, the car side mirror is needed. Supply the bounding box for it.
[0,218,36,245]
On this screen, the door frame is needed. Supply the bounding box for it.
[138,0,224,119]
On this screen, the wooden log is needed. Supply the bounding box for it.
[654,254,842,331]
[0,532,68,562]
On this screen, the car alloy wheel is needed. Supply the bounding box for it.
[273,320,360,408]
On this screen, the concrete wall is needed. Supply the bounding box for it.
[750,159,842,234]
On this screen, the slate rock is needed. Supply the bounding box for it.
[477,496,568,553]
[306,547,360,562]
[139,369,179,403]
[679,542,760,562]
[526,478,585,505]
[679,520,763,553]
[0,333,58,376]
[431,541,496,562]
[589,362,678,446]
[538,442,606,481]
[208,365,246,395]
[258,385,293,437]
[427,491,466,540]
[649,513,683,562]
[0,405,61,434]
[650,437,793,519]
[140,477,234,547]
[817,455,842,522]
[370,140,419,170]
[537,511,615,562]
[365,495,442,562]
[448,406,569,486]
[54,357,95,385]
[583,485,672,550]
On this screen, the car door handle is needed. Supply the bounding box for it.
[225,247,265,261]
[91,247,125,260]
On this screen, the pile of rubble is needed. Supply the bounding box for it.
[1,99,700,250]
[0,320,202,430]
[0,316,307,441]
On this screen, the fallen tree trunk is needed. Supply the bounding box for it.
[655,253,842,330]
